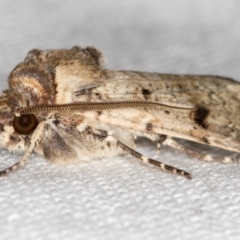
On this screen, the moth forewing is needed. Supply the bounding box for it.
[0,46,239,178]
[80,71,240,152]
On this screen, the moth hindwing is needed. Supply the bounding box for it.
[0,46,240,179]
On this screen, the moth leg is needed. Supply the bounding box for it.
[0,147,32,176]
[0,120,46,177]
[163,138,226,162]
[155,135,167,154]
[164,138,239,163]
[116,140,192,179]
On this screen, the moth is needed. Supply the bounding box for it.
[0,46,239,179]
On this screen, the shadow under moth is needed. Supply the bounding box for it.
[0,46,239,179]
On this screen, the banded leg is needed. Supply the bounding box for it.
[117,140,192,179]
[0,148,32,176]
[163,138,233,163]
[155,134,167,154]
[0,121,46,177]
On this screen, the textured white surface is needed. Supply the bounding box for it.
[0,1,240,240]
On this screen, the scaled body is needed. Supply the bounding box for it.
[0,46,239,178]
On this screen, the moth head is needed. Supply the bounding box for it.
[0,90,38,151]
[0,46,109,177]
[0,60,55,152]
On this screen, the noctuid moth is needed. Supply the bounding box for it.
[0,46,240,179]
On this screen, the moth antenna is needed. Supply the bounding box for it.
[19,101,195,115]
[116,140,192,179]
[0,121,46,177]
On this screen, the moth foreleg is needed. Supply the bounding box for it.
[0,120,46,177]
[0,150,31,176]
[116,140,192,179]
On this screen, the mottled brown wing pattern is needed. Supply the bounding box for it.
[0,46,239,179]
[74,71,240,152]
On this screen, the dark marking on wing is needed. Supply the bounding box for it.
[192,106,210,129]
[202,137,210,144]
[75,89,88,96]
[142,88,151,100]
[75,86,98,96]
[94,93,103,100]
[146,123,153,131]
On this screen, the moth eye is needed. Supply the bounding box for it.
[13,114,38,135]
